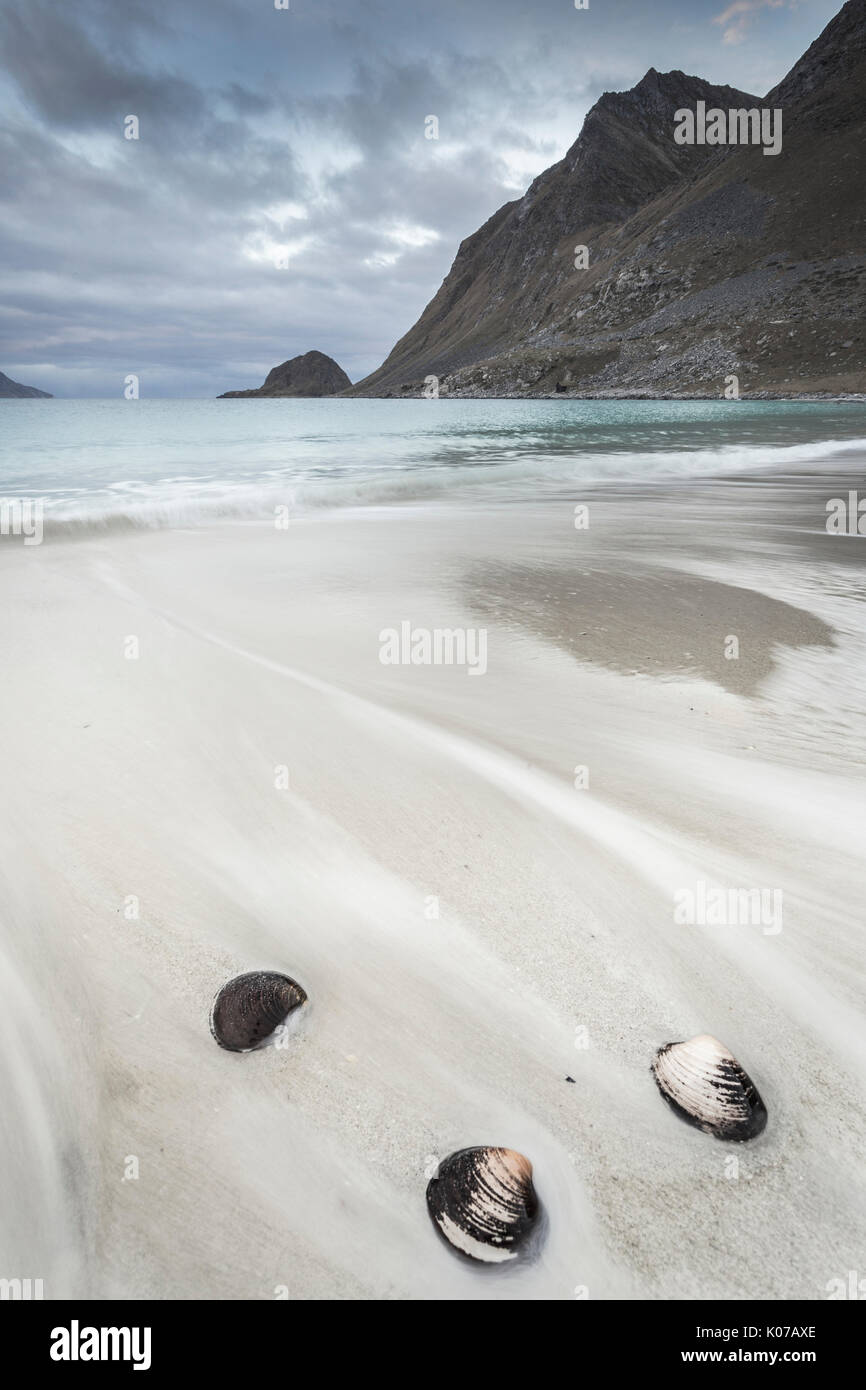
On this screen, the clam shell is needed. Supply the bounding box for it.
[426,1146,539,1263]
[210,971,307,1052]
[652,1034,767,1141]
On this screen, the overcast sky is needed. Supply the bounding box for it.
[0,0,842,396]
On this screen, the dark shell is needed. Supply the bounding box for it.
[210,971,307,1052]
[426,1146,540,1263]
[652,1033,767,1141]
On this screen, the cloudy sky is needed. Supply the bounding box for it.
[0,0,841,396]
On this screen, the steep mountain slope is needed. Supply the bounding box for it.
[352,0,866,398]
[219,350,351,398]
[0,370,52,398]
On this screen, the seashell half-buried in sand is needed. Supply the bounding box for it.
[426,1147,540,1263]
[652,1034,767,1141]
[210,971,307,1053]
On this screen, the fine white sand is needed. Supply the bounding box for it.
[1,472,865,1300]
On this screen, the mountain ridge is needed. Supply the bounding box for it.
[349,0,866,398]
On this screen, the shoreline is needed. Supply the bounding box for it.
[4,392,866,404]
[347,390,866,402]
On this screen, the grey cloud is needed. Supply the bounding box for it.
[0,1,203,132]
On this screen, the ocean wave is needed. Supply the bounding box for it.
[26,434,866,539]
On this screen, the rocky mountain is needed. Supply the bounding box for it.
[219,350,351,398]
[352,0,866,398]
[0,370,52,398]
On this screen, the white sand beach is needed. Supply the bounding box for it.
[2,466,865,1300]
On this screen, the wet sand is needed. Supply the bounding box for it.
[1,466,865,1299]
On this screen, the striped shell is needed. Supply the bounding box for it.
[652,1034,767,1141]
[210,971,307,1052]
[426,1147,540,1263]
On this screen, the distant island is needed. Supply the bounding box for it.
[0,370,52,398]
[218,350,351,398]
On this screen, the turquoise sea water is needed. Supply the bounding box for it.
[2,397,865,529]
